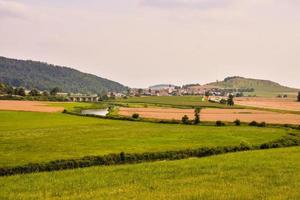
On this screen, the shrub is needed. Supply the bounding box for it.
[216,120,225,126]
[258,122,266,127]
[182,115,190,124]
[132,113,140,119]
[234,119,241,126]
[249,121,258,126]
[220,99,227,104]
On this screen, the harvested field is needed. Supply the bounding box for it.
[0,100,64,113]
[235,97,300,111]
[118,107,300,125]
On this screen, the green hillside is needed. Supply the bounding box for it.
[0,56,126,94]
[207,76,298,94]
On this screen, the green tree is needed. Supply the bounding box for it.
[50,87,61,96]
[227,94,234,106]
[182,115,190,124]
[17,88,26,96]
[132,113,140,119]
[194,107,201,124]
[29,89,39,96]
[42,91,49,96]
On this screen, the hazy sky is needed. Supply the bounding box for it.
[0,0,300,88]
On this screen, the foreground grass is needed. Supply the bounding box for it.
[110,96,245,109]
[0,111,291,167]
[1,147,299,200]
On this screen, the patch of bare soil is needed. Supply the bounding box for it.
[119,107,300,125]
[235,97,300,111]
[0,100,64,113]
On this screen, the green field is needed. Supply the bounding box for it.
[0,111,292,168]
[110,96,245,108]
[1,147,299,199]
[47,102,106,111]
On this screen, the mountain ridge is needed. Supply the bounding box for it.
[0,56,126,94]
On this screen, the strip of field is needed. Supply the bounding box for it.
[110,96,244,108]
[235,97,300,111]
[0,111,290,168]
[0,100,64,112]
[119,107,300,125]
[1,147,299,199]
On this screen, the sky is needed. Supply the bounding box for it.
[0,0,300,88]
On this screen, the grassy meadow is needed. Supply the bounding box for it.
[0,110,291,168]
[1,147,299,199]
[110,96,245,108]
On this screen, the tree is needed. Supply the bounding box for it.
[298,92,300,102]
[29,89,39,96]
[42,91,49,96]
[138,89,143,96]
[132,113,140,119]
[50,87,61,96]
[182,115,190,124]
[234,119,241,126]
[17,88,26,96]
[194,107,201,124]
[227,94,234,106]
[205,91,210,98]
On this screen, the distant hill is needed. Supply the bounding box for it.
[0,56,126,94]
[206,76,298,93]
[149,84,177,90]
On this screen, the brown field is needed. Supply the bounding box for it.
[118,107,300,125]
[235,97,300,111]
[0,100,64,113]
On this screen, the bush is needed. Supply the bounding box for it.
[132,113,140,119]
[234,119,241,126]
[249,121,258,126]
[216,120,225,126]
[182,115,190,124]
[258,122,266,127]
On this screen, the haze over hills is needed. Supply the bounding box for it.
[0,56,126,94]
[206,76,299,94]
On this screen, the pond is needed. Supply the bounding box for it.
[81,108,109,116]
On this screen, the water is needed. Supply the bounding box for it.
[81,109,109,116]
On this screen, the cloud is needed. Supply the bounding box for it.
[141,0,231,10]
[0,0,28,19]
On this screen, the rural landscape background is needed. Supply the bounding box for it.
[1,0,300,199]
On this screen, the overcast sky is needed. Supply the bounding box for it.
[0,0,300,88]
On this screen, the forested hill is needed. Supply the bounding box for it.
[0,56,126,94]
[207,76,298,93]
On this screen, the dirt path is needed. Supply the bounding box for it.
[119,107,300,125]
[0,100,64,113]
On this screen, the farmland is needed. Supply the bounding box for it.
[235,97,300,112]
[110,96,244,108]
[118,107,300,125]
[1,147,299,199]
[0,111,290,167]
[0,98,300,199]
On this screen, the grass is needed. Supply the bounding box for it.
[47,102,106,112]
[0,111,292,168]
[109,96,245,109]
[0,147,299,199]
